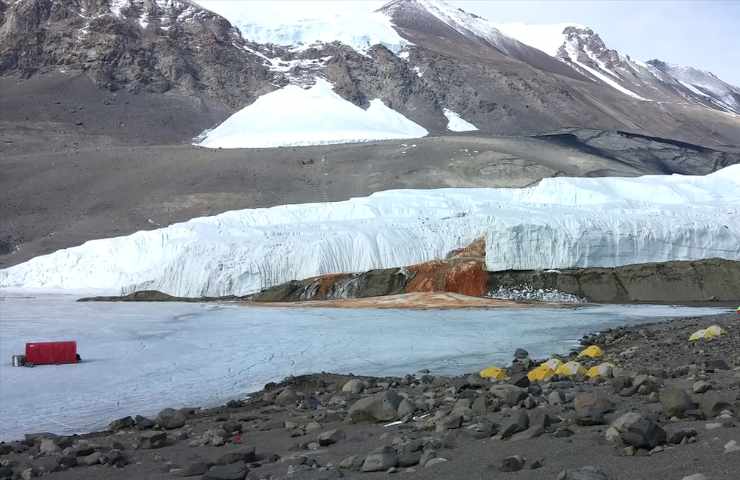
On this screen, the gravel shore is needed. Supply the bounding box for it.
[1,312,738,480]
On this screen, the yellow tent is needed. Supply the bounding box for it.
[555,361,587,377]
[578,345,604,359]
[479,366,508,380]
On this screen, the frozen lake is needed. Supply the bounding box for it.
[0,294,729,440]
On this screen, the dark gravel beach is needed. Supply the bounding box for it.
[1,311,739,479]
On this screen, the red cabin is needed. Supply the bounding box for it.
[25,341,78,366]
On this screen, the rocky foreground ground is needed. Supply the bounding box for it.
[1,313,739,480]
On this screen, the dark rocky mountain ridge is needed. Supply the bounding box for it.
[1,0,739,146]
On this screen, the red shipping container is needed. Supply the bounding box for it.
[25,341,78,365]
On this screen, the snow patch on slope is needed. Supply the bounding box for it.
[494,22,579,57]
[443,108,478,132]
[2,166,740,297]
[235,11,408,54]
[194,79,428,148]
[563,40,649,101]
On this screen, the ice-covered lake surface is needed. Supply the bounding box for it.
[0,295,729,440]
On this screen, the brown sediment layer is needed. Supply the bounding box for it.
[245,292,530,309]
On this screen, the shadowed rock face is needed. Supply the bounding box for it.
[247,239,740,304]
[488,259,740,303]
[0,0,278,108]
[82,257,740,304]
[248,238,489,303]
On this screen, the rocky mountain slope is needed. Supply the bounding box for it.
[0,0,278,106]
[1,0,740,148]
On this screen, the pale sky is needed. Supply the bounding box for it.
[200,0,740,86]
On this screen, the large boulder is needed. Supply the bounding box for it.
[489,385,526,407]
[341,379,365,394]
[574,392,614,425]
[660,388,696,418]
[608,412,666,449]
[202,461,248,480]
[156,408,186,429]
[361,446,398,472]
[347,390,402,423]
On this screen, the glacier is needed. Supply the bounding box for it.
[195,79,429,149]
[1,166,739,297]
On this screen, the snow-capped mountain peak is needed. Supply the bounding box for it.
[494,22,582,57]
[235,10,407,54]
[381,0,512,49]
[647,59,740,113]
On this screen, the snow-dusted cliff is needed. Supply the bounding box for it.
[2,166,739,297]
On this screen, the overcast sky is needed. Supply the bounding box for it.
[200,1,740,86]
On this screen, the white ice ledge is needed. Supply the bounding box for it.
[1,166,740,297]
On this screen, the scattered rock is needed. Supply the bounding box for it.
[134,415,156,430]
[490,384,527,407]
[509,372,530,388]
[548,390,565,405]
[464,419,497,439]
[419,449,437,467]
[317,429,345,446]
[342,379,365,394]
[499,455,526,472]
[103,449,128,468]
[500,411,529,439]
[80,451,103,466]
[202,461,248,480]
[361,446,398,472]
[701,393,733,418]
[39,438,60,456]
[681,475,707,480]
[514,348,529,360]
[139,431,167,449]
[574,392,614,425]
[704,359,730,371]
[347,390,402,423]
[108,416,135,432]
[660,387,695,418]
[397,398,415,417]
[215,447,257,465]
[610,412,666,449]
[425,457,448,468]
[724,440,740,454]
[557,466,610,480]
[276,388,299,406]
[338,455,364,471]
[692,381,712,394]
[435,413,463,432]
[157,408,187,429]
[666,428,697,444]
[172,462,210,477]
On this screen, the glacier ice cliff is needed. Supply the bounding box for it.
[1,166,739,297]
